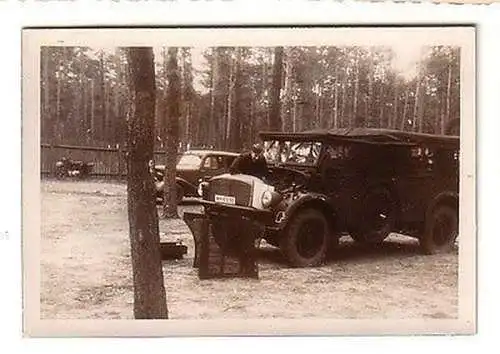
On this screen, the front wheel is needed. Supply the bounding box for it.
[280,208,330,267]
[420,205,458,254]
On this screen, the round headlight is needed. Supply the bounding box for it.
[261,190,273,208]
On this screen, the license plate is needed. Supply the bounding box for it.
[214,194,236,205]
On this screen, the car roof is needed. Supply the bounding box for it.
[259,128,459,148]
[183,150,240,156]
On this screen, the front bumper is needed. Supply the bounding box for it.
[196,199,273,223]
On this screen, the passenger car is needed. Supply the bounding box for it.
[196,128,459,267]
[154,150,239,203]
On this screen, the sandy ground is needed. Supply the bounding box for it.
[40,179,458,320]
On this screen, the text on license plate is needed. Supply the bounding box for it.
[214,194,236,205]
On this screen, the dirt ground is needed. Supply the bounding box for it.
[40,179,458,320]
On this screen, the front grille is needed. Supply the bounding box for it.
[208,179,253,207]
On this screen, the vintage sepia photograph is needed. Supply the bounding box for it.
[22,26,476,336]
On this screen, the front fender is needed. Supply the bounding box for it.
[275,192,335,230]
[176,177,197,195]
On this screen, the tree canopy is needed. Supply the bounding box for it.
[40,45,460,152]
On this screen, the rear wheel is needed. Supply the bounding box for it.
[350,187,396,245]
[280,208,330,267]
[420,205,458,254]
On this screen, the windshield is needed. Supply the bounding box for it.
[263,140,322,166]
[176,153,202,168]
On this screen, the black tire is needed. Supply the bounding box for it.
[280,208,330,267]
[350,187,395,245]
[420,205,458,254]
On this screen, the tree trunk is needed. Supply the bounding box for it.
[208,59,215,147]
[366,66,373,127]
[41,47,51,143]
[269,47,283,131]
[210,48,226,149]
[83,80,88,144]
[90,79,95,144]
[444,62,452,134]
[163,47,181,219]
[315,86,321,128]
[392,83,399,129]
[225,55,234,147]
[99,52,107,144]
[333,75,339,128]
[185,103,191,146]
[208,53,217,148]
[417,88,425,133]
[400,88,409,131]
[378,85,385,128]
[292,97,297,132]
[56,69,61,143]
[413,78,421,132]
[125,47,168,319]
[281,50,293,132]
[352,57,360,127]
[262,54,269,129]
[341,82,346,128]
[229,48,243,150]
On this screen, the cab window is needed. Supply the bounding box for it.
[202,156,220,170]
[326,144,352,160]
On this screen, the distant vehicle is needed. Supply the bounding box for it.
[196,128,459,267]
[154,150,239,203]
[55,157,94,179]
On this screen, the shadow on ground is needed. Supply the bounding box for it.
[255,236,456,267]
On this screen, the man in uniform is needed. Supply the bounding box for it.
[229,143,268,180]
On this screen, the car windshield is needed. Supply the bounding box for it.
[176,153,202,168]
[263,140,322,166]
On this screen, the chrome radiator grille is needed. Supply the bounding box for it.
[208,179,253,206]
